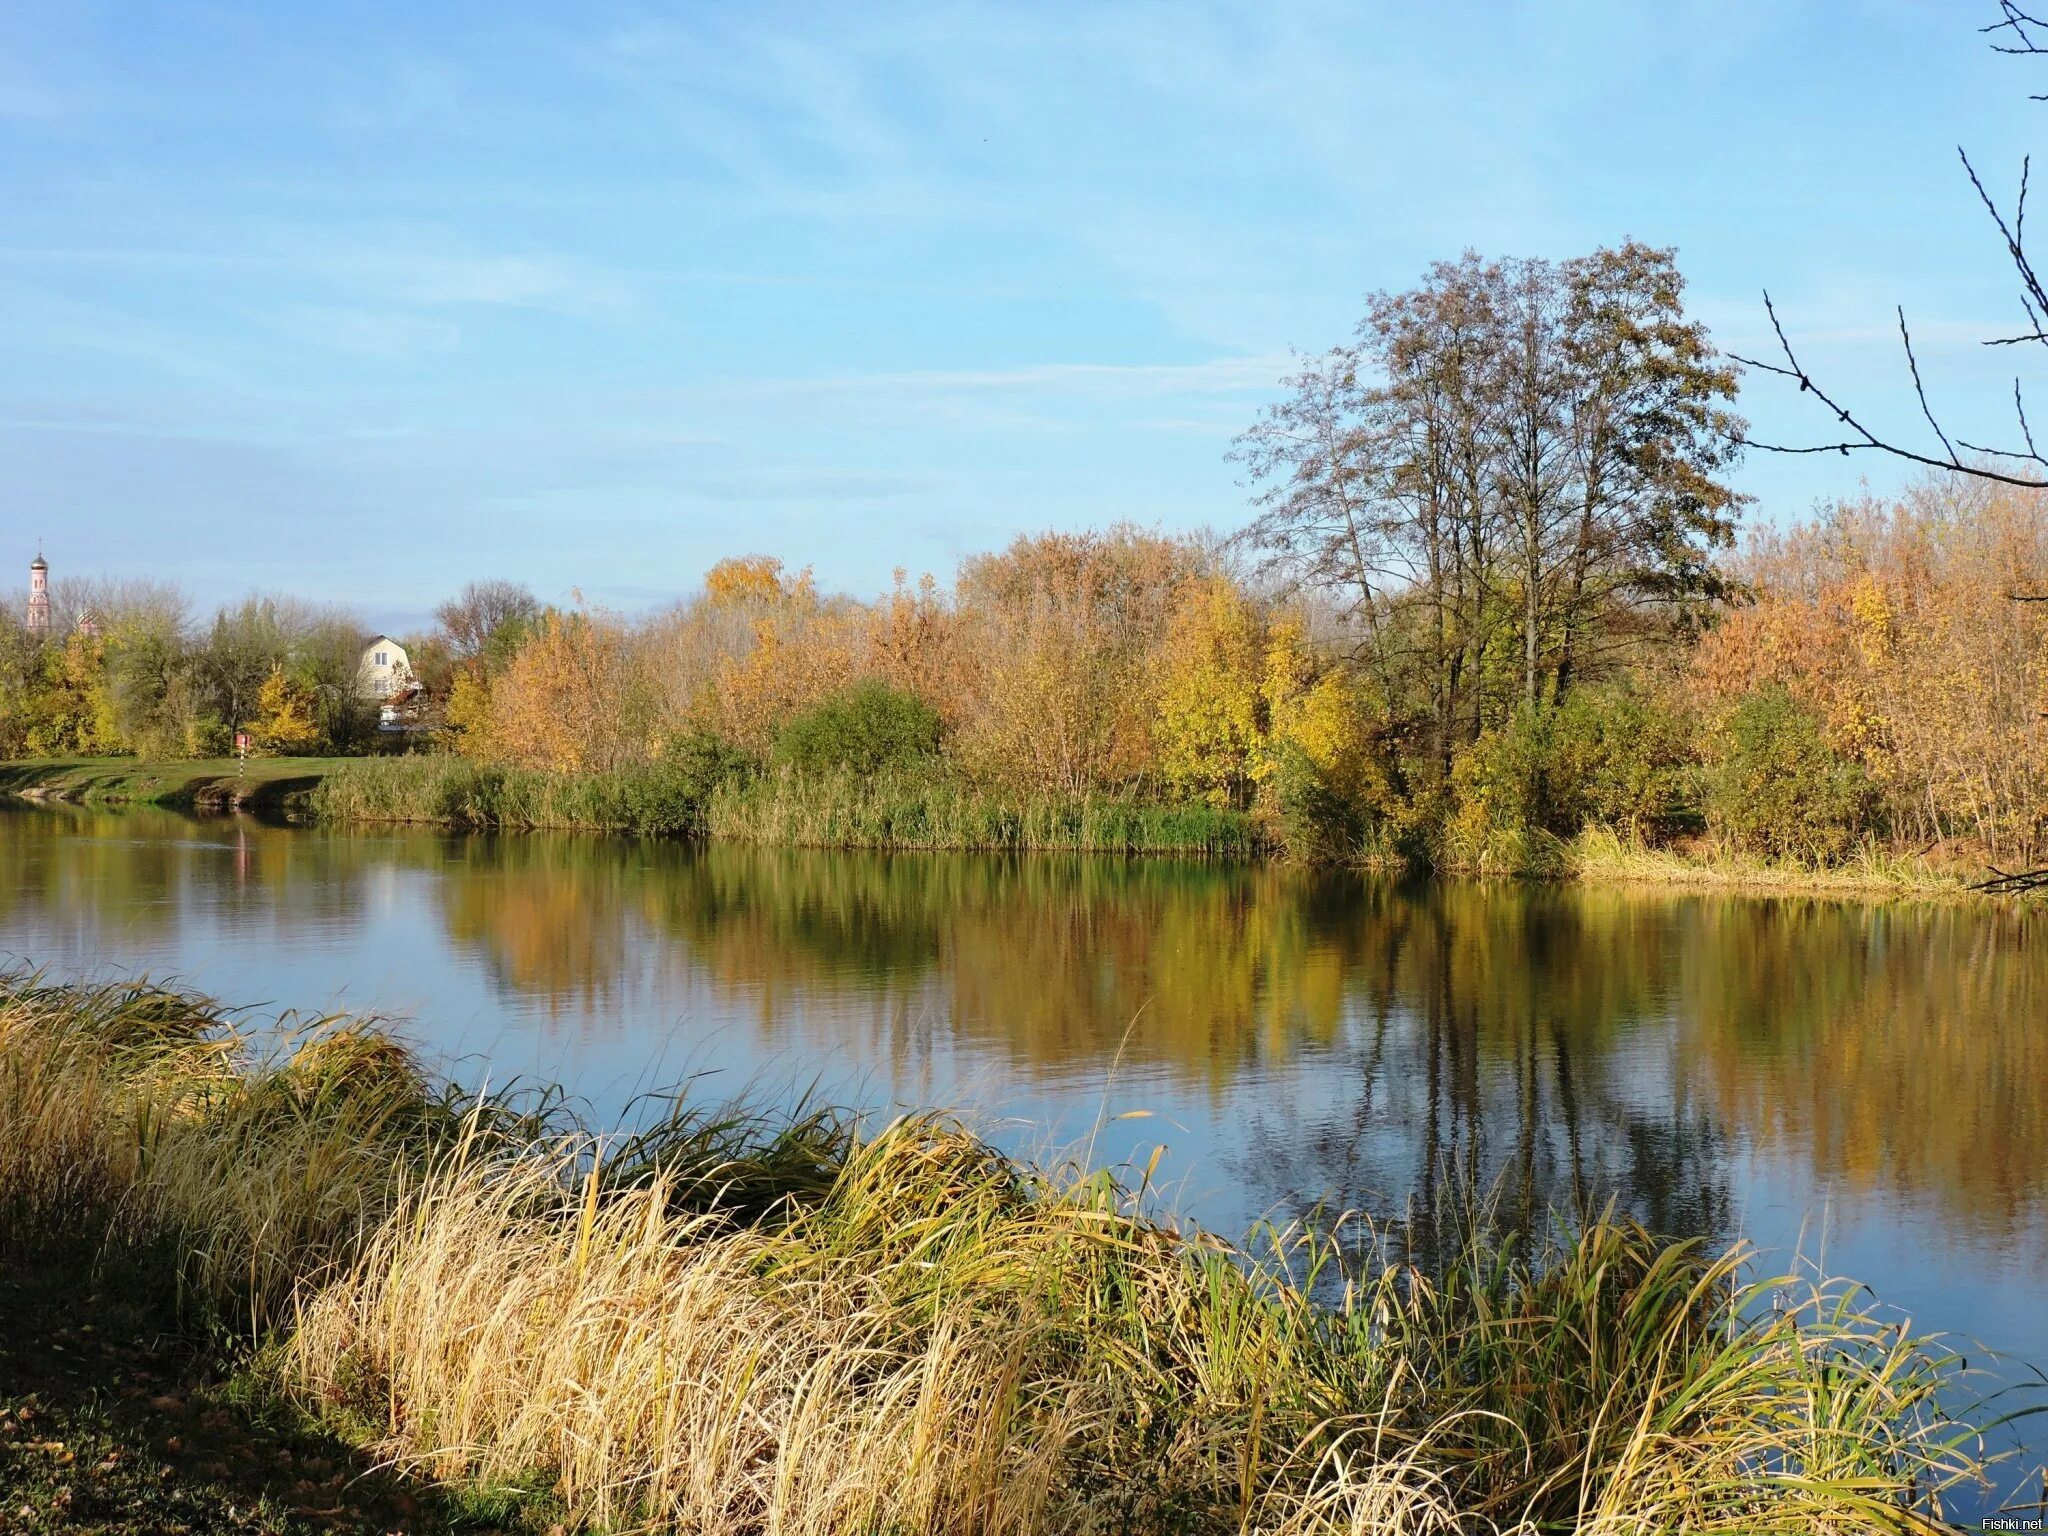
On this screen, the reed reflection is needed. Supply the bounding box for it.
[5,808,2042,1260]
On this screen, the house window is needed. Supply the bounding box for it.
[375,651,388,666]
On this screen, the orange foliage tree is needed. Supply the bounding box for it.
[486,606,656,773]
[953,527,1201,795]
[1694,477,2048,863]
[695,558,866,753]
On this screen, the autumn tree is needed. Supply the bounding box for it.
[1234,245,1745,780]
[21,632,117,756]
[1154,576,1269,807]
[254,664,321,753]
[487,607,657,773]
[187,595,363,746]
[694,558,863,752]
[435,579,540,666]
[954,527,1200,795]
[866,569,968,719]
[1694,475,2048,864]
[91,585,193,757]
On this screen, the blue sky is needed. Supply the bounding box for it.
[2,1,2044,631]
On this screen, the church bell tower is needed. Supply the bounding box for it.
[27,552,50,634]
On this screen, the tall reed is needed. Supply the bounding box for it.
[310,757,718,836]
[707,766,1267,857]
[311,756,1268,857]
[0,970,2005,1533]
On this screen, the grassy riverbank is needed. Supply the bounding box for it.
[5,756,2027,898]
[1559,825,1979,896]
[0,757,347,817]
[0,970,2003,1533]
[0,1251,494,1535]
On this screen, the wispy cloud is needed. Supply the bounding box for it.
[261,303,464,359]
[647,355,1290,436]
[721,355,1290,404]
[289,242,634,313]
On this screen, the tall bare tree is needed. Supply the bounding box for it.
[435,579,541,663]
[1233,244,1744,773]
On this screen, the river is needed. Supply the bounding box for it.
[3,801,2043,1513]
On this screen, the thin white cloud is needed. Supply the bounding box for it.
[725,355,1291,401]
[262,304,464,360]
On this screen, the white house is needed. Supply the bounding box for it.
[355,635,413,701]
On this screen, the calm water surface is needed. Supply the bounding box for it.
[4,803,2044,1507]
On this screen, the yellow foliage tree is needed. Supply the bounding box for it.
[703,555,811,609]
[1154,576,1268,807]
[22,632,118,757]
[254,665,321,753]
[1259,619,1407,849]
[446,669,495,760]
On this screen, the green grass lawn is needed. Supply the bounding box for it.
[0,758,351,816]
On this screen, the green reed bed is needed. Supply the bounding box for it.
[0,970,2006,1534]
[312,756,1267,857]
[309,757,719,837]
[707,766,1267,857]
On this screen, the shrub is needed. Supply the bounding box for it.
[661,728,758,791]
[1265,741,1364,863]
[771,680,942,778]
[1447,690,1701,873]
[1571,688,1702,841]
[1705,686,1876,864]
[184,713,232,758]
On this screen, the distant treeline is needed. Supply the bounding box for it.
[10,243,2047,870]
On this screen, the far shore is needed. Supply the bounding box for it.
[0,755,345,816]
[1,754,2022,900]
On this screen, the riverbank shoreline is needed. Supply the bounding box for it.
[1554,825,1986,897]
[0,757,344,818]
[4,755,2025,900]
[0,971,2003,1532]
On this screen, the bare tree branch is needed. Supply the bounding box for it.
[1747,11,2048,486]
[1732,295,2048,486]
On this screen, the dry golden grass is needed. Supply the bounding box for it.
[0,969,2008,1533]
[1565,824,1979,897]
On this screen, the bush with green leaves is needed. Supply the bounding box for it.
[770,681,942,778]
[1265,741,1365,863]
[1571,688,1702,841]
[662,728,758,792]
[1446,688,1701,871]
[1706,686,1876,864]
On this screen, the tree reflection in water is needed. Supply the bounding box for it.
[2,806,2042,1264]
